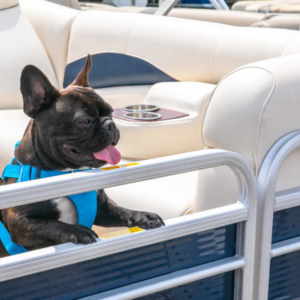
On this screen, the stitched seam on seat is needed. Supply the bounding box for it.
[212,29,226,84]
[201,65,245,146]
[250,67,276,177]
[279,35,297,57]
[123,19,140,54]
[61,13,80,88]
[64,11,82,61]
[19,7,59,88]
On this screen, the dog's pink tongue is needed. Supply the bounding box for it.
[93,145,121,165]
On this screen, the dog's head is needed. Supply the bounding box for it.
[16,55,121,170]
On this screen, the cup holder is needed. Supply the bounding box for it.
[123,104,159,112]
[123,112,161,120]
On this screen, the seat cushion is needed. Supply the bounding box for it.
[106,167,199,220]
[94,168,198,235]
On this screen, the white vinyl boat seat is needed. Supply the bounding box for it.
[2,0,300,226]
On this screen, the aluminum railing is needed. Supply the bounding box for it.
[256,130,300,299]
[0,149,256,299]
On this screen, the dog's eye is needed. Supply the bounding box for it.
[81,119,91,125]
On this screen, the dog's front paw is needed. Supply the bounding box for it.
[127,211,165,229]
[60,225,98,245]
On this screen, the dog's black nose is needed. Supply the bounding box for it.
[100,117,116,132]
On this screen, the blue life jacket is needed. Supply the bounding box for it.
[0,141,97,255]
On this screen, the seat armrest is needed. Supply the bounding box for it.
[196,54,300,213]
[114,82,215,159]
[203,53,300,174]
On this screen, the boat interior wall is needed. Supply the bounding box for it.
[0,0,19,10]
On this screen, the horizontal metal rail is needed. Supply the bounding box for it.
[82,256,245,300]
[0,149,253,209]
[0,202,247,282]
[0,149,256,300]
[275,187,300,212]
[271,237,300,258]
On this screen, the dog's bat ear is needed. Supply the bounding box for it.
[70,54,92,87]
[20,65,59,118]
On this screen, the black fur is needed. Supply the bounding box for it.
[0,58,164,257]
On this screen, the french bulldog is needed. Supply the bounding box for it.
[0,55,164,258]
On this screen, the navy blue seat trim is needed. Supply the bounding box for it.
[269,250,300,300]
[63,53,177,89]
[0,225,236,300]
[137,272,234,300]
[272,206,300,243]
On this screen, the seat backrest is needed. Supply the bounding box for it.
[63,10,300,90]
[20,0,80,90]
[0,0,58,110]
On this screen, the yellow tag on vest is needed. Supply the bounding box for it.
[99,227,144,239]
[101,162,139,171]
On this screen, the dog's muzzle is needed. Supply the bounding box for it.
[100,117,120,145]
